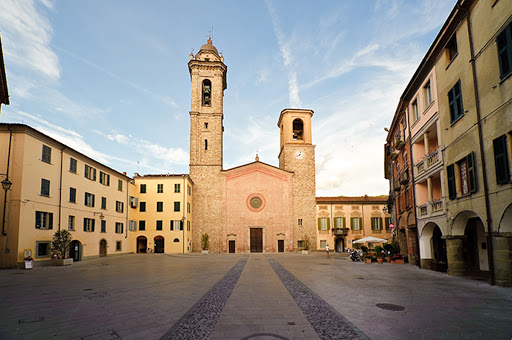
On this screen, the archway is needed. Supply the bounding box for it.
[432,226,447,272]
[463,217,487,272]
[99,239,107,257]
[154,236,165,253]
[69,240,81,261]
[335,237,345,252]
[137,236,147,253]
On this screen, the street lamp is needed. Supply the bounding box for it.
[2,177,12,236]
[1,178,11,191]
[382,206,388,214]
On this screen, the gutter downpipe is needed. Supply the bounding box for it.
[467,10,495,285]
[58,148,64,231]
[183,176,186,254]
[2,126,12,236]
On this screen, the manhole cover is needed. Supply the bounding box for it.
[376,303,405,311]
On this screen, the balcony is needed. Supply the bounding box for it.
[399,169,409,185]
[431,199,443,213]
[426,149,440,169]
[333,228,349,236]
[417,199,444,219]
[395,140,406,150]
[415,159,425,176]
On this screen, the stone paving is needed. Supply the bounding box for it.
[0,252,511,340]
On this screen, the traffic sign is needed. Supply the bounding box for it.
[389,223,395,229]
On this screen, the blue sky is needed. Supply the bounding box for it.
[0,0,454,196]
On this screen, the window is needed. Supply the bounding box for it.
[68,215,75,230]
[42,145,51,163]
[129,220,137,231]
[320,240,326,249]
[157,202,163,212]
[335,217,345,229]
[202,79,211,106]
[175,183,181,193]
[35,211,53,229]
[69,187,76,203]
[157,184,163,193]
[385,217,392,231]
[101,197,107,210]
[188,185,191,196]
[351,217,361,231]
[140,202,146,212]
[69,157,77,174]
[205,139,208,151]
[156,220,163,231]
[187,202,191,213]
[140,184,146,193]
[115,222,123,234]
[497,22,512,79]
[319,218,328,231]
[446,34,458,62]
[116,241,122,251]
[174,238,180,243]
[41,179,50,197]
[116,201,124,213]
[139,220,146,231]
[448,80,464,124]
[298,219,303,226]
[187,221,190,231]
[85,192,95,207]
[174,202,180,212]
[99,171,110,186]
[101,220,106,233]
[129,196,138,208]
[371,217,382,230]
[118,179,123,191]
[293,119,304,140]
[84,164,96,181]
[493,134,511,184]
[170,220,182,231]
[424,80,432,106]
[297,240,304,248]
[36,241,51,258]
[83,218,95,232]
[412,99,419,122]
[447,152,478,199]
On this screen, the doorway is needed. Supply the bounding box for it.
[432,226,447,272]
[99,239,107,257]
[69,240,81,261]
[464,218,481,271]
[250,228,263,253]
[278,240,284,252]
[137,236,147,253]
[229,240,236,253]
[154,236,165,253]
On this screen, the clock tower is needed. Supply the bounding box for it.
[277,109,317,250]
[188,38,227,252]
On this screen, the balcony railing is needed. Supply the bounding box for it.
[426,149,440,168]
[431,199,443,212]
[417,199,444,218]
[415,159,425,176]
[333,228,349,236]
[399,169,409,185]
[419,204,428,216]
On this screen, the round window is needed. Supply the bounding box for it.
[250,197,262,209]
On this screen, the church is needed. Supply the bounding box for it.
[188,38,318,253]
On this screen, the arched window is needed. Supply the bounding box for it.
[293,119,304,140]
[205,139,208,150]
[202,79,211,106]
[173,238,180,243]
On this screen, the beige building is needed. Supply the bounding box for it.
[188,39,317,253]
[316,196,391,252]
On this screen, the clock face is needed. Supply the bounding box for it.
[295,150,303,159]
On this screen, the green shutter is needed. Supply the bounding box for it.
[359,217,362,230]
[342,217,346,228]
[327,218,330,230]
[379,217,383,230]
[83,218,87,232]
[467,152,477,193]
[493,135,511,184]
[350,217,354,230]
[48,213,53,230]
[318,218,322,230]
[447,164,456,199]
[91,219,95,232]
[497,24,512,79]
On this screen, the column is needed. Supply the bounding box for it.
[492,233,512,287]
[445,235,465,276]
[423,132,430,155]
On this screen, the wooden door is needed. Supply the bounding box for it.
[229,240,235,253]
[278,240,284,252]
[99,240,107,257]
[250,228,263,253]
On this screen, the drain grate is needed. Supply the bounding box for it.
[376,303,405,311]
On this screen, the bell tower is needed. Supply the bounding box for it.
[277,108,317,251]
[188,38,227,252]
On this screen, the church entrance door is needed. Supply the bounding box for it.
[229,240,236,253]
[250,228,263,253]
[278,240,284,252]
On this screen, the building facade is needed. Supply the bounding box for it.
[316,196,391,252]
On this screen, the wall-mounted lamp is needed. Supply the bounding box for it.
[1,178,12,191]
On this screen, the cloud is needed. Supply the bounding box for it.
[0,0,59,80]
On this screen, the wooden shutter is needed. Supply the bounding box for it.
[493,135,511,184]
[48,213,53,229]
[83,218,87,232]
[91,219,95,232]
[447,164,456,199]
[358,217,363,230]
[467,152,477,193]
[318,218,322,230]
[93,168,97,181]
[342,217,346,228]
[379,217,383,230]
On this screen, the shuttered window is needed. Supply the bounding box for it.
[497,22,512,79]
[448,80,464,124]
[493,134,511,184]
[447,164,456,200]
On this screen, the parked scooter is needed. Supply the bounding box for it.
[349,250,361,262]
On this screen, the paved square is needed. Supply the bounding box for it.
[0,253,511,340]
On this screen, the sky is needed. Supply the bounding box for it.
[0,0,455,197]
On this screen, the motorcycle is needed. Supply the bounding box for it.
[349,250,361,262]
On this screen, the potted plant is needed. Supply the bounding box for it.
[302,235,311,255]
[390,253,404,264]
[375,246,384,264]
[52,230,73,266]
[201,233,209,254]
[383,243,393,262]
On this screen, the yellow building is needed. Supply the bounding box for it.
[130,174,193,254]
[316,196,391,252]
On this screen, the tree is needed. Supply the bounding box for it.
[52,230,73,259]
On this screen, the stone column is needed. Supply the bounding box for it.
[423,132,430,155]
[445,236,465,276]
[427,177,433,202]
[492,232,512,287]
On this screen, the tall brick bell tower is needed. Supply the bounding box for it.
[188,38,227,252]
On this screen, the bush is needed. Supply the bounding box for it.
[361,245,369,254]
[201,233,209,250]
[302,235,311,250]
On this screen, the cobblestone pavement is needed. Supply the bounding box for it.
[0,252,511,340]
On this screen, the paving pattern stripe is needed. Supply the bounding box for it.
[160,257,248,340]
[267,258,369,340]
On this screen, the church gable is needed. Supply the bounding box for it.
[223,161,292,182]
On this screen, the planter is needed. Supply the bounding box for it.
[202,250,209,255]
[302,250,309,255]
[364,259,372,264]
[53,258,73,266]
[377,258,384,264]
[391,259,404,264]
